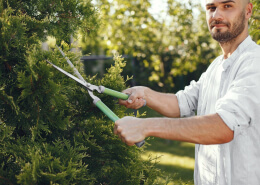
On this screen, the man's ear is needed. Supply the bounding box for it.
[245,3,253,19]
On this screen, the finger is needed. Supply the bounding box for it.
[124,136,135,146]
[116,127,124,141]
[116,126,123,138]
[119,89,133,106]
[118,88,132,107]
[136,98,145,109]
[126,142,135,146]
[127,90,138,104]
[120,130,126,143]
[114,120,119,127]
[118,133,123,141]
[118,98,128,106]
[122,88,132,95]
[114,121,120,135]
[127,98,144,109]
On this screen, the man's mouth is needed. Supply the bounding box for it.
[210,21,229,29]
[211,24,226,29]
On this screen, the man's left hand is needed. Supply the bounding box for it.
[114,116,146,146]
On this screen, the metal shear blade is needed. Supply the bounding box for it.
[46,60,102,94]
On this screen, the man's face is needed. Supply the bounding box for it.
[205,0,247,43]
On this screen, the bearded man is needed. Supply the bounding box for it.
[114,0,260,184]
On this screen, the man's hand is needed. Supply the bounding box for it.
[114,116,147,146]
[119,86,147,109]
[119,86,180,118]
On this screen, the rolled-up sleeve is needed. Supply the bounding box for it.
[216,59,260,137]
[176,73,205,117]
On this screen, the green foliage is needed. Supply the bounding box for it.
[1,0,99,42]
[81,0,260,92]
[80,0,220,92]
[250,0,260,43]
[0,1,162,184]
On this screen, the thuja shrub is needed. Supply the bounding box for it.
[0,2,162,184]
[1,45,162,184]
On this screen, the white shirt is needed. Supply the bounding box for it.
[176,36,260,185]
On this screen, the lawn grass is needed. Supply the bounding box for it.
[143,138,195,185]
[127,106,195,184]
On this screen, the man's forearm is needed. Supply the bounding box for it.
[144,113,234,144]
[143,87,180,118]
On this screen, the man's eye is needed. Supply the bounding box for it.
[207,7,216,11]
[224,5,232,8]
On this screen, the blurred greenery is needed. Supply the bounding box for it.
[79,0,221,92]
[79,0,259,93]
[250,0,260,43]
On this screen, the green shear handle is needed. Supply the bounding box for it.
[101,87,129,100]
[95,99,145,148]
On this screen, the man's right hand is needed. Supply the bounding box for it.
[119,86,180,118]
[119,86,147,109]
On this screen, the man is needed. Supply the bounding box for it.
[114,0,260,184]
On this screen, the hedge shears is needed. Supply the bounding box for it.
[46,46,145,147]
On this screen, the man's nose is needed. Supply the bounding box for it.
[212,8,224,20]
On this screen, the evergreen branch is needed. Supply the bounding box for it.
[0,88,19,115]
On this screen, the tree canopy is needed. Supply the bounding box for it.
[80,0,220,92]
[250,0,260,43]
[80,0,259,92]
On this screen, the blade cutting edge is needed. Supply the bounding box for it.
[46,60,90,89]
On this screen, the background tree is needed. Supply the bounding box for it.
[250,0,260,43]
[80,0,221,92]
[0,0,161,184]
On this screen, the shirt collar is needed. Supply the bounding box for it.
[222,36,253,70]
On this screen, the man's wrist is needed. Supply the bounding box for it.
[143,87,151,106]
[143,118,161,138]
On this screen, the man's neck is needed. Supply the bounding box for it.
[220,31,249,59]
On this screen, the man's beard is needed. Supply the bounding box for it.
[210,11,246,44]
